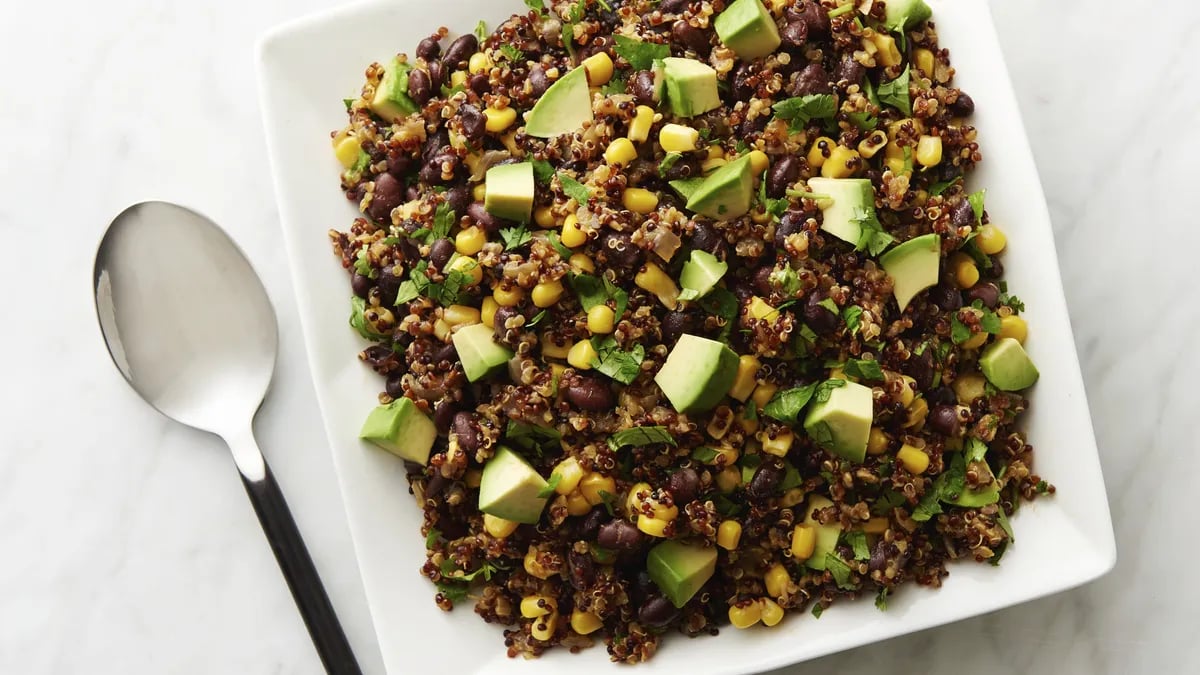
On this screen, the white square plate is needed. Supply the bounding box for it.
[256,1,1115,672]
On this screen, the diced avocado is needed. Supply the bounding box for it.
[802,496,844,571]
[484,162,534,222]
[807,177,875,246]
[525,65,593,138]
[359,397,437,465]
[478,446,549,524]
[669,177,705,202]
[979,337,1039,391]
[654,334,739,414]
[369,57,419,122]
[686,154,755,220]
[879,233,940,311]
[885,0,933,32]
[803,379,874,463]
[951,465,1001,507]
[714,0,782,60]
[658,57,721,118]
[647,540,718,608]
[452,323,515,382]
[679,250,728,299]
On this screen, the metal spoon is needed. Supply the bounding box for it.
[92,201,361,675]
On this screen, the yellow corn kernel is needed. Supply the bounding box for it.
[569,252,595,273]
[821,145,861,178]
[468,51,492,75]
[857,130,889,159]
[961,327,989,350]
[605,137,638,166]
[748,149,770,175]
[652,501,679,521]
[950,252,979,289]
[762,428,795,457]
[565,489,592,516]
[716,466,742,493]
[625,482,651,516]
[634,262,680,309]
[913,48,936,77]
[867,427,890,455]
[533,205,556,229]
[748,296,778,321]
[903,396,929,429]
[915,135,943,167]
[567,339,598,369]
[531,611,558,641]
[542,333,573,359]
[481,297,498,328]
[897,443,930,475]
[706,144,725,160]
[580,472,616,506]
[484,106,518,133]
[780,487,806,508]
[450,69,468,89]
[332,129,362,168]
[863,517,890,534]
[976,224,1008,255]
[532,280,565,308]
[759,598,785,627]
[628,105,656,142]
[587,304,616,334]
[750,206,773,224]
[472,182,487,201]
[561,213,588,248]
[659,123,700,153]
[739,411,760,435]
[637,516,670,537]
[728,355,762,402]
[892,373,916,408]
[765,564,790,597]
[717,520,743,550]
[953,372,987,404]
[483,513,519,538]
[523,548,555,579]
[570,609,603,635]
[705,445,740,466]
[622,187,659,214]
[807,136,836,168]
[998,315,1028,344]
[492,285,524,307]
[700,157,727,175]
[521,594,557,618]
[433,318,451,342]
[873,33,902,67]
[447,255,483,285]
[455,225,486,255]
[728,601,762,629]
[791,524,816,561]
[552,457,585,495]
[444,304,481,327]
[751,382,779,410]
[583,51,614,86]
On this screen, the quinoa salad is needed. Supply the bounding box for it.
[328,0,1050,663]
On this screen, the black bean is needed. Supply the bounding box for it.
[444,186,471,216]
[366,173,402,221]
[432,399,457,435]
[983,256,1003,279]
[752,265,775,296]
[351,272,373,299]
[442,33,478,69]
[774,210,807,248]
[567,550,595,590]
[928,385,957,407]
[905,348,936,391]
[467,201,502,232]
[662,156,702,181]
[834,54,865,86]
[407,68,432,105]
[928,404,961,436]
[633,569,656,596]
[747,458,785,499]
[419,151,456,184]
[795,0,830,34]
[790,62,832,97]
[417,37,441,61]
[580,507,611,538]
[950,91,975,117]
[638,595,680,628]
[928,283,963,312]
[427,60,446,88]
[629,70,657,105]
[597,519,644,552]
[424,130,449,160]
[493,305,521,341]
[690,222,726,256]
[432,342,458,366]
[404,185,420,202]
[671,20,711,55]
[377,264,405,303]
[384,373,405,398]
[529,66,549,96]
[452,412,480,453]
[385,148,412,180]
[966,282,1000,309]
[869,539,889,572]
[597,230,643,270]
[468,72,491,95]
[731,62,756,102]
[950,199,975,228]
[732,281,755,306]
[428,238,455,271]
[665,468,700,505]
[425,471,449,499]
[660,310,698,345]
[566,376,615,411]
[738,114,768,138]
[459,104,486,144]
[362,345,399,372]
[803,291,839,334]
[766,155,800,199]
[780,21,808,50]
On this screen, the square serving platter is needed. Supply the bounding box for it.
[256,1,1116,672]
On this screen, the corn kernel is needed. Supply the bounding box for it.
[950,252,979,289]
[622,187,659,214]
[748,296,778,321]
[587,304,616,334]
[450,69,468,89]
[976,224,1007,255]
[765,564,790,597]
[863,517,890,534]
[701,157,727,175]
[710,445,739,466]
[332,129,362,168]
[716,466,742,493]
[652,501,679,521]
[628,105,655,143]
[532,279,565,307]
[561,213,588,247]
[807,136,835,168]
[481,297,498,328]
[998,315,1027,344]
[583,51,614,86]
[953,372,987,404]
[444,304,481,327]
[567,339,598,369]
[915,134,943,167]
[717,520,743,550]
[659,123,700,153]
[821,145,861,178]
[780,488,806,508]
[750,206,772,224]
[706,144,725,160]
[542,333,573,359]
[565,489,592,516]
[484,106,517,133]
[739,411,760,435]
[521,595,557,618]
[873,33,902,67]
[553,457,585,495]
[483,513,518,538]
[570,609,603,635]
[433,318,451,342]
[891,373,916,408]
[531,611,558,641]
[751,382,779,410]
[468,52,492,75]
[791,524,816,561]
[748,149,770,175]
[523,547,555,579]
[568,252,595,273]
[492,285,523,307]
[634,262,680,309]
[580,472,616,506]
[625,482,652,515]
[913,48,936,77]
[897,443,930,474]
[857,130,888,159]
[762,428,794,457]
[961,327,989,350]
[728,355,762,401]
[605,137,638,166]
[455,226,486,255]
[533,205,556,229]
[759,598,785,627]
[867,427,890,455]
[903,397,929,429]
[447,255,483,285]
[728,602,762,629]
[472,182,487,201]
[637,515,669,537]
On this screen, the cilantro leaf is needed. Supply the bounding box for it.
[844,358,884,381]
[613,35,670,71]
[353,247,376,278]
[545,232,574,259]
[591,336,644,384]
[393,279,420,305]
[432,201,457,240]
[659,152,683,177]
[871,489,906,515]
[568,273,628,318]
[436,581,470,603]
[824,554,856,589]
[967,189,986,224]
[814,378,847,402]
[349,296,389,340]
[537,473,562,498]
[851,206,894,256]
[691,446,720,463]
[950,313,972,344]
[964,437,988,463]
[559,175,591,203]
[929,177,961,197]
[499,44,524,62]
[500,224,532,250]
[811,604,824,619]
[847,110,877,131]
[757,170,789,219]
[841,305,863,336]
[425,527,442,549]
[875,587,889,611]
[772,94,838,130]
[531,159,555,185]
[474,20,487,42]
[769,266,801,295]
[343,98,355,111]
[912,453,967,522]
[844,531,871,561]
[877,68,912,116]
[763,383,818,425]
[608,426,677,451]
[505,420,561,453]
[524,0,545,12]
[600,73,627,96]
[526,309,548,328]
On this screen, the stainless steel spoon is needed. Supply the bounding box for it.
[93,201,361,674]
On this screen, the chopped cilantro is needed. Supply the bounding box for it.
[851,206,894,256]
[844,358,884,381]
[531,159,555,185]
[818,297,839,314]
[845,531,871,561]
[597,490,617,515]
[436,581,470,602]
[608,426,677,451]
[545,232,574,258]
[772,94,838,130]
[500,224,532,250]
[842,305,863,335]
[950,314,972,344]
[825,554,856,589]
[474,20,487,42]
[524,0,545,12]
[526,309,548,328]
[964,437,989,463]
[659,152,683,177]
[505,420,561,453]
[877,67,912,116]
[591,336,644,384]
[425,527,442,549]
[613,35,670,70]
[762,382,819,425]
[696,287,739,339]
[758,170,789,218]
[929,177,961,197]
[811,603,825,618]
[393,280,420,305]
[871,489,906,515]
[847,110,877,131]
[827,4,855,18]
[691,446,720,463]
[1035,480,1050,493]
[353,247,376,278]
[912,453,967,521]
[537,473,562,498]
[815,378,846,402]
[967,189,987,224]
[559,174,591,203]
[349,296,389,340]
[875,587,889,611]
[499,44,524,62]
[600,73,627,95]
[568,273,628,318]
[343,98,355,111]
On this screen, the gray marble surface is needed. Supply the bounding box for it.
[0,0,1193,672]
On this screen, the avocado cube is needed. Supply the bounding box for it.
[879,233,940,311]
[803,380,874,463]
[647,540,718,608]
[452,323,515,382]
[678,250,728,299]
[669,177,706,203]
[369,57,419,123]
[525,65,594,138]
[484,162,535,223]
[478,446,549,524]
[714,0,782,60]
[884,0,933,31]
[654,333,739,414]
[807,177,875,246]
[658,57,721,118]
[979,337,1039,391]
[802,495,844,570]
[686,154,755,220]
[359,397,437,465]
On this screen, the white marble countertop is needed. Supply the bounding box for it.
[1,0,1194,672]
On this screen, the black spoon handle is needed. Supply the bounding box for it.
[238,457,362,675]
